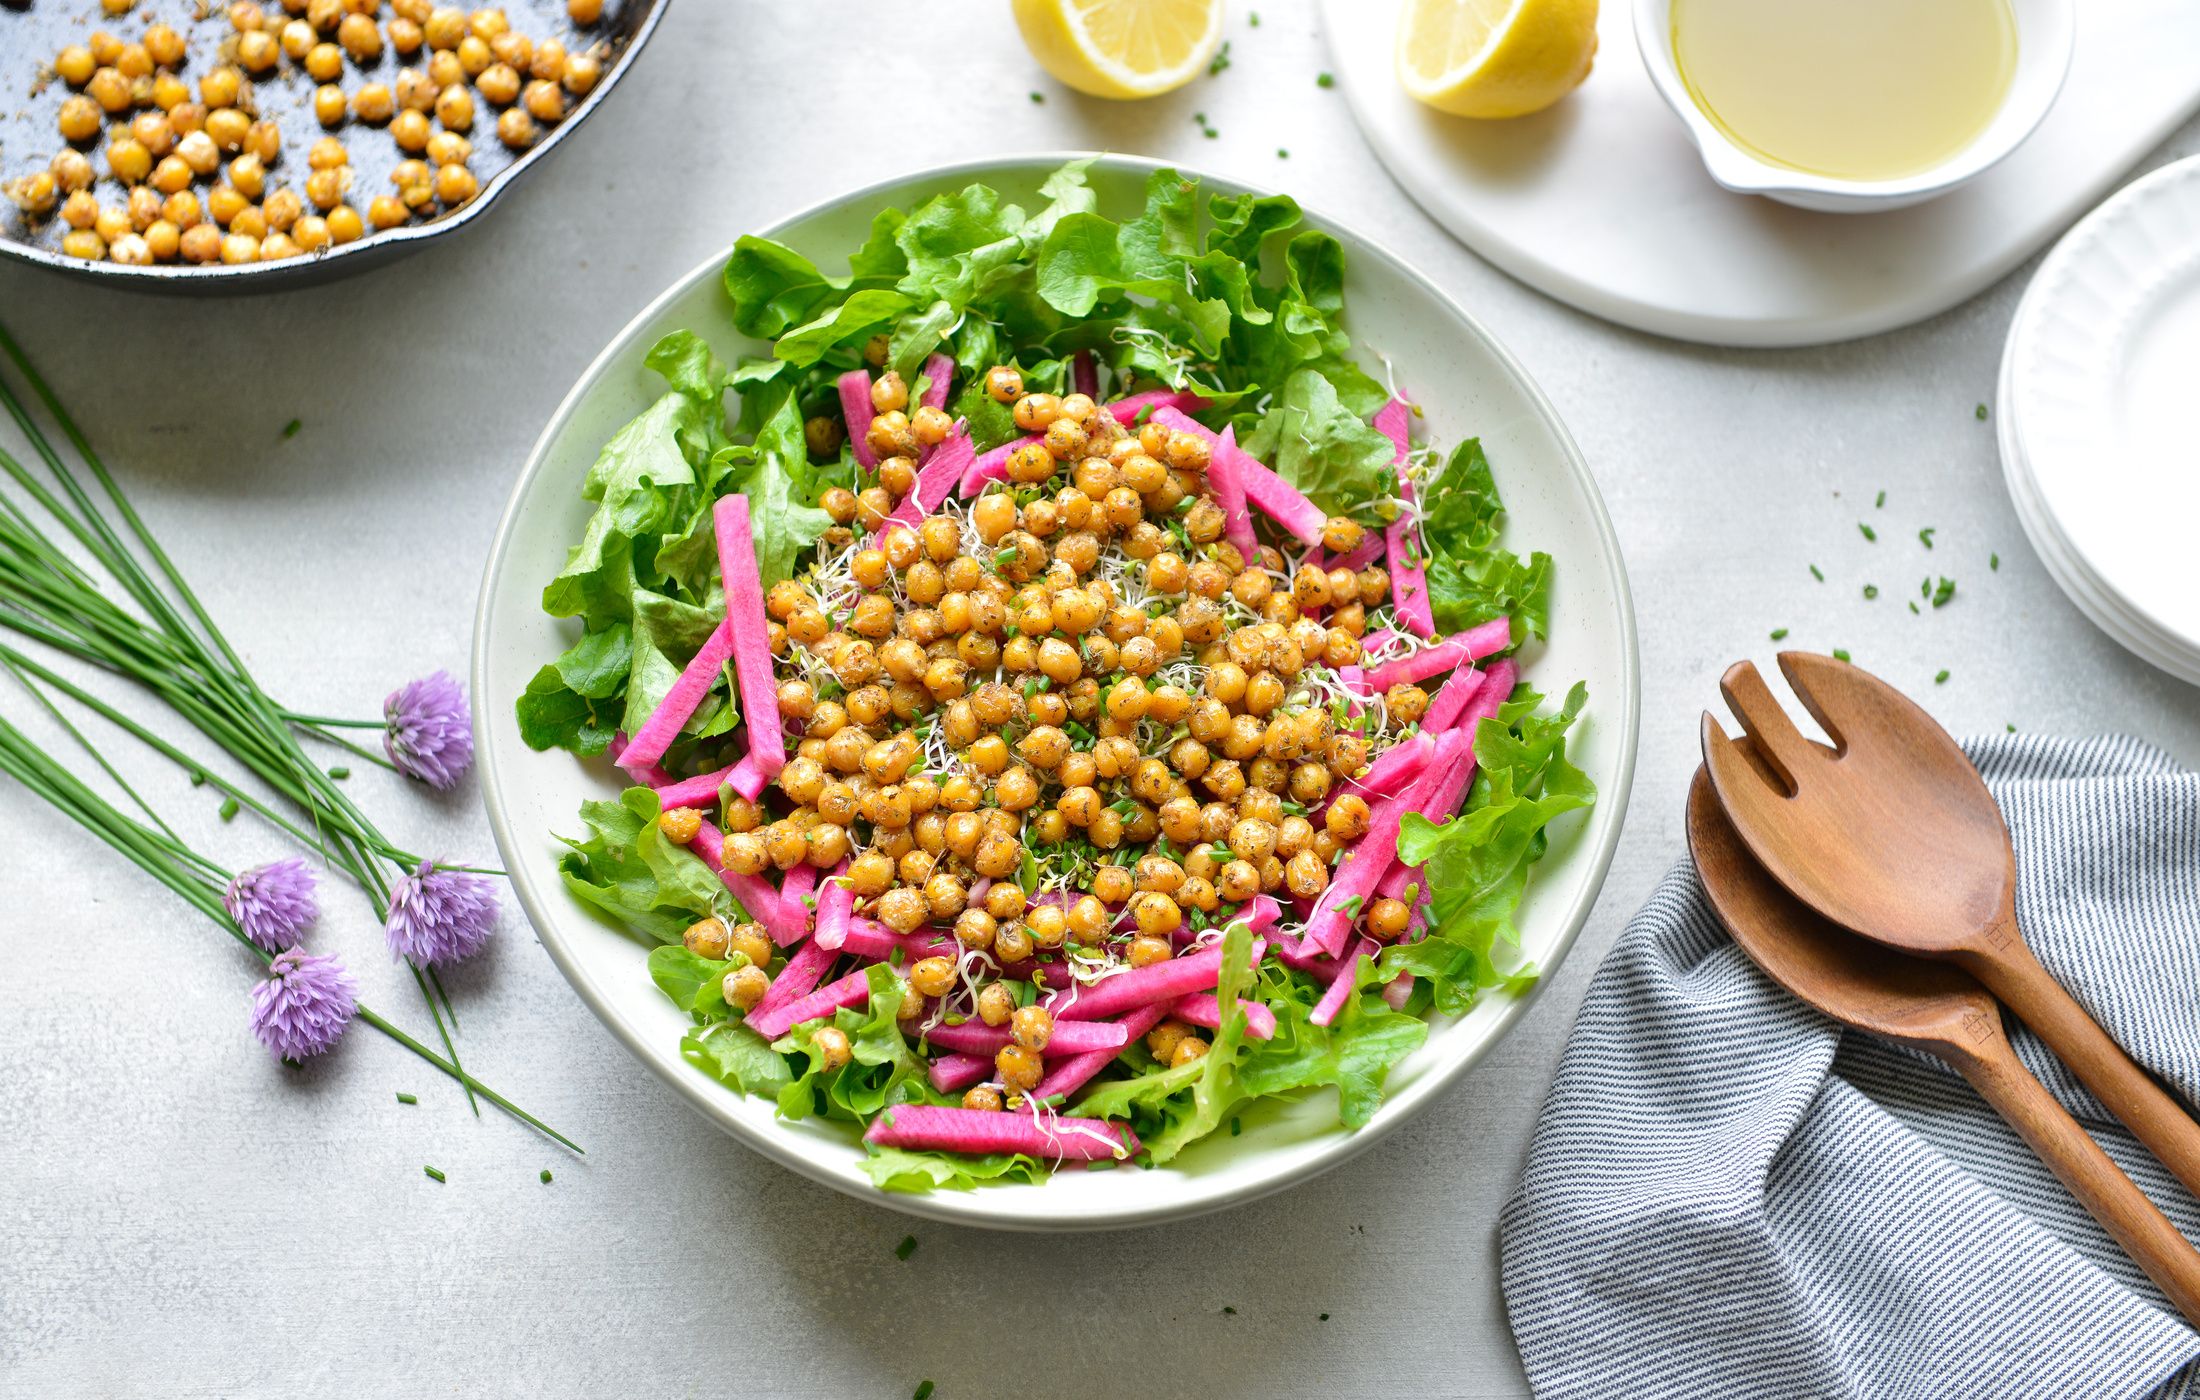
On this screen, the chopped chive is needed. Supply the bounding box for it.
[396,1091,418,1105]
[1975,403,1989,420]
[895,1234,918,1261]
[1028,91,1044,104]
[1208,41,1232,75]
[1908,601,1920,614]
[281,418,302,439]
[1769,628,1789,640]
[1875,491,1886,508]
[1276,148,1290,159]
[914,1384,935,1400]
[1990,552,2000,571]
[217,796,239,821]
[1833,649,1852,662]
[1223,1306,1237,1315]
[1320,1313,1331,1322]
[1809,564,1824,581]
[1918,527,1936,549]
[1230,1116,1242,1136]
[1863,584,1879,600]
[540,1169,553,1183]
[1317,71,1335,87]
[1934,669,1950,684]
[327,765,350,779]
[1249,9,1260,23]
[2006,722,2016,733]
[1858,523,1877,542]
[1932,577,1956,608]
[423,1165,445,1183]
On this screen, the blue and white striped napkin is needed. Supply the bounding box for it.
[1500,735,2200,1399]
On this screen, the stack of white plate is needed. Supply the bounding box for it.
[1998,156,2200,688]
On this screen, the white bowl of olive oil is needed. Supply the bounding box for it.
[1635,0,2073,213]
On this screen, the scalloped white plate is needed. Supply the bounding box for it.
[1998,347,2200,687]
[470,154,1641,1231]
[2002,156,2200,686]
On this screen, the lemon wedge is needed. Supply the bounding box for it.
[1012,0,1226,100]
[1396,0,1600,119]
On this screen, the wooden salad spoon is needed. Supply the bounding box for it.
[1700,651,2200,1201]
[1687,761,2200,1326]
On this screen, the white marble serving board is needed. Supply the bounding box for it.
[1320,0,2200,347]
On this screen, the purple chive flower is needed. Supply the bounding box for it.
[223,858,320,952]
[249,948,358,1061]
[383,670,475,790]
[384,860,499,967]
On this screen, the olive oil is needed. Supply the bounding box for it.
[1672,0,2018,182]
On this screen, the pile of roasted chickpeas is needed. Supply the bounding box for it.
[5,0,610,264]
[662,351,1433,1105]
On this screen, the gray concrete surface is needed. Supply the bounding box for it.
[4,3,2197,1396]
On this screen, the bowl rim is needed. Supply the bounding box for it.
[470,150,1642,1231]
[1631,0,2074,206]
[0,0,670,287]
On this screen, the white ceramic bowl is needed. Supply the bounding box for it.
[471,153,1641,1231]
[1634,0,2073,213]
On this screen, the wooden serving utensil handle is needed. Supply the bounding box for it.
[1949,1024,2200,1328]
[1958,918,2200,1202]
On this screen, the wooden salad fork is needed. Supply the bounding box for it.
[1688,761,2200,1326]
[1699,652,2200,1201]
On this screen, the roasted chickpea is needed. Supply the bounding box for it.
[562,50,602,95]
[995,1043,1043,1092]
[1285,849,1331,900]
[55,45,98,87]
[724,963,770,1011]
[1009,1005,1053,1052]
[496,106,537,148]
[964,983,1011,1030]
[1162,430,1210,472]
[1325,793,1373,842]
[1365,895,1414,941]
[809,1026,852,1072]
[1386,684,1430,725]
[1011,393,1060,433]
[681,915,733,960]
[1170,1036,1211,1068]
[1026,903,1068,949]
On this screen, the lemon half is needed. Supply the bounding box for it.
[1012,0,1227,100]
[1397,0,1599,119]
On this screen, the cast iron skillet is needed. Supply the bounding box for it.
[0,0,666,293]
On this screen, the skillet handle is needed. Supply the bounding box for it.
[1950,1018,2200,1328]
[1960,924,2200,1204]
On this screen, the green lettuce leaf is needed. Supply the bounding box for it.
[772,966,937,1124]
[860,1145,1048,1193]
[1418,438,1554,641]
[682,1022,794,1098]
[1072,922,1256,1162]
[514,661,620,756]
[1382,683,1595,1014]
[709,395,831,591]
[555,787,722,944]
[1237,959,1429,1129]
[1240,367,1400,518]
[649,944,731,1017]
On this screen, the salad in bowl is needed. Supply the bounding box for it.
[511,158,1601,1196]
